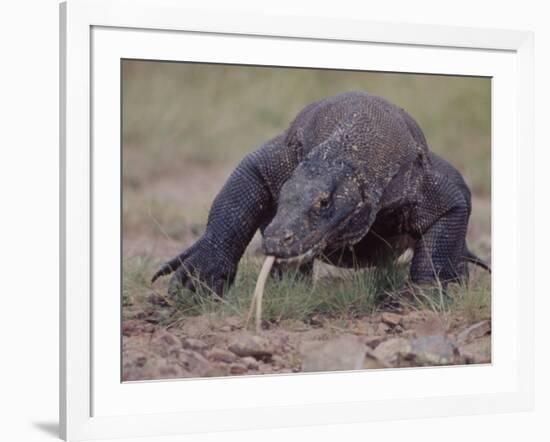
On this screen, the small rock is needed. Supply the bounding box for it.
[401,329,417,339]
[229,363,248,375]
[179,316,212,337]
[371,338,411,366]
[301,336,366,372]
[351,323,373,335]
[228,334,274,360]
[122,320,138,336]
[381,312,403,327]
[219,325,232,332]
[204,364,229,377]
[182,337,208,351]
[157,363,184,379]
[364,335,385,348]
[177,350,212,375]
[364,346,390,369]
[241,356,259,370]
[134,311,147,320]
[459,334,491,364]
[414,315,446,337]
[207,348,237,363]
[151,331,182,357]
[155,331,179,347]
[309,315,324,327]
[376,323,391,334]
[124,349,149,368]
[224,316,243,330]
[122,320,140,337]
[457,320,491,344]
[271,355,286,367]
[393,325,404,334]
[460,350,478,364]
[122,355,187,381]
[401,309,436,329]
[144,309,169,324]
[279,319,309,332]
[147,293,170,307]
[409,335,458,366]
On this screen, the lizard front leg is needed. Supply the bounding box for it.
[152,134,298,296]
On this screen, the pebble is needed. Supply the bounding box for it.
[457,320,491,344]
[228,335,274,360]
[241,356,260,370]
[229,363,248,375]
[381,312,403,327]
[376,323,391,334]
[364,335,385,348]
[182,337,208,351]
[410,335,458,366]
[224,316,243,330]
[301,336,366,372]
[207,348,237,363]
[147,293,170,307]
[271,355,286,367]
[371,338,411,365]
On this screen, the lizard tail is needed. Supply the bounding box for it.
[464,249,491,273]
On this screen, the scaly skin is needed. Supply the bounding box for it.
[152,92,489,295]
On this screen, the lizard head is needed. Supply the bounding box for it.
[263,152,370,262]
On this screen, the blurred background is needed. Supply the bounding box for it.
[122,60,491,270]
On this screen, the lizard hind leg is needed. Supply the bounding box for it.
[410,204,470,287]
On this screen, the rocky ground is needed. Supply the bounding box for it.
[122,302,491,381]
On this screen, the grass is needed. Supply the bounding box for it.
[122,255,155,311]
[396,270,492,330]
[124,253,490,328]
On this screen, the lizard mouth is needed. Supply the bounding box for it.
[274,247,317,264]
[270,240,326,264]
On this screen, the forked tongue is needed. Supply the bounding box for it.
[246,255,276,333]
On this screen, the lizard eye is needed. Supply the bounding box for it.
[313,195,331,212]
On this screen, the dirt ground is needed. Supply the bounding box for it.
[122,304,491,381]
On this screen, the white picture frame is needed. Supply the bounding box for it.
[60,0,534,440]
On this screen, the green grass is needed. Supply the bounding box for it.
[396,271,492,329]
[123,252,489,327]
[122,255,155,311]
[128,256,409,323]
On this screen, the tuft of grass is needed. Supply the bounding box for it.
[451,273,491,323]
[123,251,491,331]
[167,258,410,324]
[122,254,156,314]
[400,271,491,329]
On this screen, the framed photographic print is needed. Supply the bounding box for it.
[60,0,534,440]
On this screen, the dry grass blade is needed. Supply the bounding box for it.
[246,255,275,332]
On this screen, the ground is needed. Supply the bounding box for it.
[121,62,491,381]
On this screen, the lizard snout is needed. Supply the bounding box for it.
[263,225,300,257]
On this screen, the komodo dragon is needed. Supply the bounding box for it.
[152,91,490,295]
